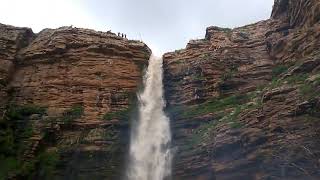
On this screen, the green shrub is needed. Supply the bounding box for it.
[221,68,238,81]
[0,79,6,86]
[7,104,46,120]
[269,74,309,89]
[187,104,245,147]
[0,156,36,180]
[103,108,130,121]
[174,49,183,53]
[193,74,205,81]
[21,126,34,139]
[272,65,288,77]
[201,53,211,59]
[61,105,84,124]
[0,129,15,155]
[223,106,244,129]
[181,94,248,118]
[300,84,319,100]
[19,160,36,177]
[269,78,283,89]
[133,61,146,72]
[222,71,233,81]
[0,156,19,180]
[286,74,308,84]
[37,151,60,179]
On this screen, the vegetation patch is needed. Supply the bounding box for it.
[103,108,130,121]
[133,61,146,72]
[0,104,75,179]
[0,127,15,155]
[268,70,318,100]
[192,73,206,81]
[219,103,257,129]
[174,49,184,54]
[298,74,320,100]
[219,27,232,32]
[0,156,19,179]
[1,104,46,157]
[299,79,320,101]
[201,53,212,59]
[286,74,309,84]
[221,67,238,81]
[272,65,289,78]
[183,90,264,147]
[0,149,60,179]
[219,65,239,92]
[0,79,6,86]
[268,74,309,89]
[182,63,317,151]
[0,104,49,179]
[7,104,46,120]
[61,105,84,124]
[180,94,249,118]
[36,150,60,179]
[189,120,219,145]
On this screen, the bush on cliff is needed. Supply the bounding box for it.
[37,150,60,179]
[103,108,130,121]
[61,105,84,124]
[181,94,249,118]
[7,104,46,120]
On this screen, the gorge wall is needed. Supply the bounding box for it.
[0,24,151,179]
[163,0,320,179]
[0,0,320,179]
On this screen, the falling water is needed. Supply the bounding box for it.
[127,54,172,180]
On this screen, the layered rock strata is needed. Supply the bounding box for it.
[0,24,150,179]
[163,0,320,179]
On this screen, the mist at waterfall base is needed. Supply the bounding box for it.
[126,55,172,180]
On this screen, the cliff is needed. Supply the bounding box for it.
[1,0,320,179]
[0,24,151,179]
[163,0,320,179]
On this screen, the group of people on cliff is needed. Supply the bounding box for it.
[106,29,127,39]
[117,32,127,39]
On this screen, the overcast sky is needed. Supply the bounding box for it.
[0,0,274,54]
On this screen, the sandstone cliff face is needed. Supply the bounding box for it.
[12,26,150,123]
[0,24,150,179]
[163,0,320,179]
[1,0,320,179]
[271,0,320,28]
[0,24,34,116]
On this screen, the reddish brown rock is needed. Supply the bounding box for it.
[163,0,320,179]
[0,23,34,117]
[0,24,150,179]
[11,26,150,122]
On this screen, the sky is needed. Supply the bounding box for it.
[0,0,274,54]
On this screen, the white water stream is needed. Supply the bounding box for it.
[127,54,172,180]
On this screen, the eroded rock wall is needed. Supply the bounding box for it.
[164,1,320,179]
[0,24,151,179]
[12,26,150,123]
[0,24,34,117]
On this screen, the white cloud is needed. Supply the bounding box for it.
[0,0,99,32]
[0,0,274,53]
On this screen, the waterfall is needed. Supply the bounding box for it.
[127,54,172,180]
